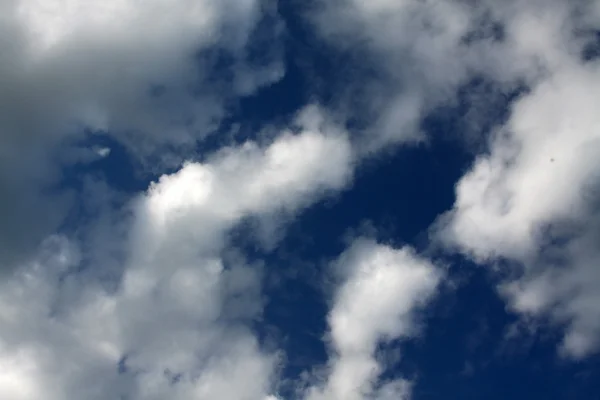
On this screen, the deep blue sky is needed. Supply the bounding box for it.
[55,2,600,399]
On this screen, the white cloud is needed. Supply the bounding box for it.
[307,0,600,360]
[304,239,440,400]
[0,0,284,272]
[141,113,351,230]
[0,108,353,399]
[438,63,600,261]
[0,235,278,400]
[309,0,600,359]
[311,0,599,149]
[432,1,600,358]
[4,3,599,400]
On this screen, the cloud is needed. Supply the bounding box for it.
[437,62,600,358]
[310,0,599,149]
[3,4,599,400]
[303,0,600,359]
[303,238,441,400]
[0,108,353,400]
[0,235,278,400]
[0,0,284,272]
[307,0,600,359]
[310,0,519,152]
[431,1,600,358]
[2,0,283,155]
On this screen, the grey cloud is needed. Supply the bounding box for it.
[0,0,284,273]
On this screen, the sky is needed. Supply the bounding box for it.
[0,0,600,399]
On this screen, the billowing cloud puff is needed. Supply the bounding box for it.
[311,0,600,359]
[304,239,440,400]
[0,234,278,400]
[431,1,600,358]
[437,60,600,358]
[0,109,353,400]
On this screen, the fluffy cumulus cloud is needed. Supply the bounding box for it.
[0,236,278,400]
[311,0,600,358]
[437,60,600,358]
[0,0,283,271]
[0,93,441,398]
[428,1,600,358]
[303,239,441,400]
[0,109,353,400]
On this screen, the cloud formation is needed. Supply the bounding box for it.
[427,2,600,357]
[311,0,600,358]
[0,97,440,398]
[0,109,353,400]
[303,239,440,400]
[0,0,283,271]
[437,59,600,358]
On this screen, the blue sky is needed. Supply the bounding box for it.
[1,1,600,399]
